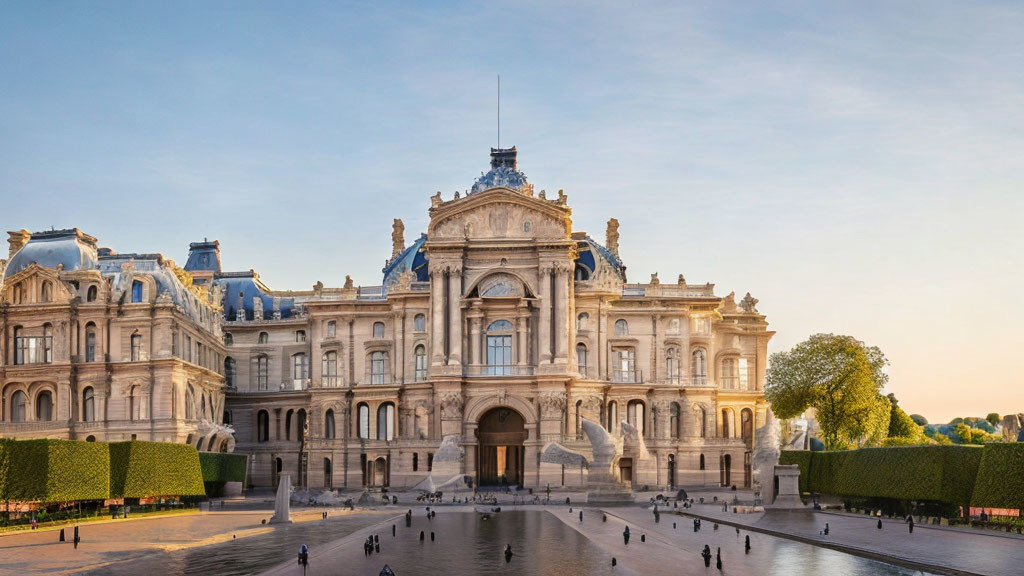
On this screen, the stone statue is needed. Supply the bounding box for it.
[606,218,620,258]
[313,280,324,295]
[753,410,781,490]
[740,292,759,313]
[678,274,686,285]
[440,393,463,419]
[539,190,546,199]
[620,421,649,460]
[343,275,354,290]
[557,189,567,204]
[650,272,660,285]
[580,419,619,484]
[540,442,588,469]
[431,191,442,207]
[391,219,405,259]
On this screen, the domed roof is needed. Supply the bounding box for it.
[383,233,429,290]
[4,229,99,279]
[470,146,533,195]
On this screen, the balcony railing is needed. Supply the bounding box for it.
[690,375,709,386]
[612,369,643,384]
[719,377,739,389]
[464,365,535,377]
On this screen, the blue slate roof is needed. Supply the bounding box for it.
[214,273,296,321]
[576,235,626,282]
[4,229,99,279]
[184,240,221,274]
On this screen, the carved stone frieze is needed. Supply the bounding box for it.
[539,391,567,418]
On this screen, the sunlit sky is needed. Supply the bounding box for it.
[2,1,1022,423]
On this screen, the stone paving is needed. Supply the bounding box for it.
[677,502,1024,576]
[0,509,390,576]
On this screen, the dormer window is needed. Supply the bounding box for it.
[131,280,143,303]
[87,285,98,302]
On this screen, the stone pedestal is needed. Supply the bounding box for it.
[270,474,292,523]
[767,464,806,510]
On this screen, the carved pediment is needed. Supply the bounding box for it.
[2,263,75,305]
[428,189,571,241]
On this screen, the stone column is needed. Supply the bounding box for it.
[538,266,552,364]
[447,266,462,367]
[469,312,483,367]
[554,265,569,363]
[430,265,445,365]
[516,305,529,367]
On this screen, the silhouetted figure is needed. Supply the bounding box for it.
[736,527,740,535]
[419,530,425,541]
[430,531,435,541]
[612,557,617,567]
[716,547,722,570]
[908,517,914,534]
[640,534,646,543]
[298,544,309,570]
[505,544,514,563]
[745,535,751,553]
[824,523,830,536]
[59,528,65,542]
[877,518,883,530]
[623,526,630,545]
[713,523,719,531]
[73,526,80,549]
[579,510,583,522]
[393,524,396,537]
[673,522,677,529]
[603,514,607,522]
[702,545,712,567]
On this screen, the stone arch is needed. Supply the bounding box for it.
[465,269,537,300]
[463,394,538,426]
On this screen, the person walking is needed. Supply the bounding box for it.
[877,518,883,530]
[908,516,915,534]
[824,523,830,536]
[623,526,630,545]
[701,545,712,567]
[716,547,722,570]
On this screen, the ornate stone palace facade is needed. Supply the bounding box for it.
[0,147,773,492]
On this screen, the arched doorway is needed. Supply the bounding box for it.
[476,407,526,487]
[372,457,388,487]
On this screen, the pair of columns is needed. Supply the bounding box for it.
[430,265,464,366]
[538,264,571,364]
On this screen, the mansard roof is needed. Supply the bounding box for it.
[4,228,99,279]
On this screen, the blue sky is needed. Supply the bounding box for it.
[2,1,1022,422]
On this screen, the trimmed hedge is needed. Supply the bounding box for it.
[109,441,206,499]
[199,452,248,484]
[0,439,109,503]
[780,445,983,506]
[971,443,1024,509]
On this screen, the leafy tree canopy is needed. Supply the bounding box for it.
[910,414,928,426]
[766,333,890,450]
[986,413,1001,427]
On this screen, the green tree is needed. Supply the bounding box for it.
[910,414,928,426]
[766,334,890,450]
[986,413,1001,427]
[887,394,921,440]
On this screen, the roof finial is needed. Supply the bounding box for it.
[497,74,501,149]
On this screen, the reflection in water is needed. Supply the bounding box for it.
[82,514,389,576]
[82,509,940,576]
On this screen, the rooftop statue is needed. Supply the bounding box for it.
[606,218,620,258]
[391,219,405,259]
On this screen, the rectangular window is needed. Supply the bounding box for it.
[738,358,749,390]
[613,348,636,382]
[131,281,143,303]
[486,335,512,375]
[371,352,388,384]
[130,335,142,362]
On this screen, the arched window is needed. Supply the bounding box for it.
[372,322,385,339]
[131,280,143,303]
[670,402,681,439]
[607,401,618,433]
[721,358,737,389]
[130,332,142,362]
[11,391,27,422]
[370,351,388,384]
[87,285,98,302]
[613,319,628,336]
[224,333,233,346]
[258,332,269,344]
[85,323,97,362]
[185,386,195,420]
[326,321,336,338]
[325,409,336,440]
[357,403,370,439]
[41,281,53,302]
[576,313,589,331]
[700,453,706,470]
[256,354,269,390]
[574,264,591,281]
[225,357,236,387]
[722,408,732,438]
[83,387,95,422]
[295,330,306,343]
[691,349,707,384]
[665,348,679,382]
[627,400,645,437]
[43,324,53,363]
[696,406,707,438]
[377,402,395,441]
[414,314,426,332]
[257,410,270,442]
[741,408,754,449]
[414,345,427,381]
[576,343,588,376]
[322,351,338,387]
[292,353,309,388]
[36,391,53,421]
[486,320,513,375]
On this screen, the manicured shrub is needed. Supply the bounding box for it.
[109,441,205,499]
[0,439,109,503]
[198,452,248,484]
[971,443,1024,510]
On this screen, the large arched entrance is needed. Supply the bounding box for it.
[476,407,526,487]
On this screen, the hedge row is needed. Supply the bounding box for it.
[780,445,984,507]
[199,452,248,484]
[109,441,206,499]
[0,439,110,503]
[0,439,206,503]
[970,443,1024,509]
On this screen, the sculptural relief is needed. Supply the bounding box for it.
[440,393,463,419]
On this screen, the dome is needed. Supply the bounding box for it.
[470,146,533,195]
[4,229,99,279]
[574,235,626,282]
[383,233,429,290]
